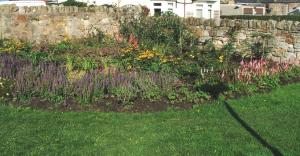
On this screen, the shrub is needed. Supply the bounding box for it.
[254,75,280,91]
[0,77,13,103]
[61,0,87,7]
[279,66,300,84]
[0,39,31,54]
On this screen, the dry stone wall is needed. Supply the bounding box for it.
[0,5,300,63]
[185,18,300,63]
[0,5,139,43]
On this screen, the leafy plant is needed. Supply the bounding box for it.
[111,86,137,105]
[61,0,87,7]
[0,77,13,103]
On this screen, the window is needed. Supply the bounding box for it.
[196,4,203,7]
[168,3,173,7]
[154,8,162,16]
[196,9,203,18]
[208,4,212,8]
[168,8,173,12]
[255,8,264,15]
[243,8,253,15]
[154,3,161,6]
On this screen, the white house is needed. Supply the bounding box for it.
[0,0,220,19]
[0,0,46,7]
[92,0,220,19]
[87,0,220,19]
[148,0,220,19]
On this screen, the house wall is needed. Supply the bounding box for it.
[268,3,289,15]
[266,3,300,15]
[221,4,243,15]
[48,0,221,19]
[0,1,46,7]
[221,4,265,15]
[288,3,300,12]
[148,0,220,19]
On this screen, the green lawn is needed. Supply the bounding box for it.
[0,84,299,156]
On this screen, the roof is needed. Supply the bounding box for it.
[236,0,300,3]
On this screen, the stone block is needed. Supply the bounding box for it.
[294,43,300,49]
[237,32,247,40]
[285,21,293,31]
[276,20,285,30]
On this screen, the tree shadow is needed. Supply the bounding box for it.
[224,101,283,156]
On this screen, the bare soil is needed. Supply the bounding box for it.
[10,97,194,113]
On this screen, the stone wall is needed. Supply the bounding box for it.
[185,18,300,63]
[0,5,140,43]
[0,5,300,63]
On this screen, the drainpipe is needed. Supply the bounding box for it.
[184,0,186,18]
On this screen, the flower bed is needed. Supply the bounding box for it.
[1,13,300,112]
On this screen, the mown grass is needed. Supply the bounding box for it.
[0,83,299,155]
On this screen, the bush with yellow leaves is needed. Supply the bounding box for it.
[0,39,31,53]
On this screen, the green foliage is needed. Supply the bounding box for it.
[221,15,300,21]
[110,86,137,105]
[226,82,258,97]
[166,90,178,101]
[0,77,13,103]
[134,78,161,101]
[120,13,198,56]
[51,40,73,54]
[177,86,210,103]
[61,0,87,7]
[40,89,67,105]
[249,32,273,59]
[254,75,280,91]
[279,66,300,83]
[66,55,99,71]
[0,39,32,53]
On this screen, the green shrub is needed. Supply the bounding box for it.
[120,13,198,56]
[134,78,162,101]
[279,66,300,83]
[226,82,258,97]
[254,75,280,91]
[111,86,137,105]
[0,77,13,103]
[0,39,32,54]
[61,0,87,7]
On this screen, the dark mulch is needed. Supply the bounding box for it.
[9,97,194,113]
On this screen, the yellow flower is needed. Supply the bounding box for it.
[121,47,134,54]
[218,55,224,63]
[136,50,158,60]
[67,70,86,83]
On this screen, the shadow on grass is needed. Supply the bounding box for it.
[224,101,283,156]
